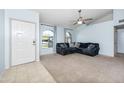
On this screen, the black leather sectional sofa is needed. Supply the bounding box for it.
[56,42,100,56]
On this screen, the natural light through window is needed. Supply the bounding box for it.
[65,32,72,43]
[42,30,54,48]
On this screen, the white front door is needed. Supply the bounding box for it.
[11,20,36,66]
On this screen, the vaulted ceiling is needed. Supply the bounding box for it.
[33,9,113,27]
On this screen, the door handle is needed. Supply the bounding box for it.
[32,40,36,45]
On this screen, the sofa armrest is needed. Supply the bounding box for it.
[87,46,100,56]
[56,47,66,50]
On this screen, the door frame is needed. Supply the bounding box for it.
[41,30,55,55]
[10,18,37,67]
[114,26,118,56]
[114,25,124,56]
[40,26,55,55]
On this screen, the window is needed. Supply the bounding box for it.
[65,32,72,43]
[42,30,54,48]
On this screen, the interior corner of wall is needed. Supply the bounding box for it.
[5,64,9,69]
[36,59,40,62]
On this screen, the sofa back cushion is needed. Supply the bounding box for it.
[69,42,75,47]
[79,43,89,48]
[87,44,95,50]
[79,43,99,48]
[75,42,80,48]
[59,43,66,48]
[57,42,99,49]
[57,43,69,48]
[65,43,69,48]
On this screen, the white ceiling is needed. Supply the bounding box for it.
[33,9,113,27]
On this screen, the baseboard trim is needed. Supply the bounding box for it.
[99,54,114,57]
[40,51,56,56]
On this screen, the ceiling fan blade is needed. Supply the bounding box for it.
[83,18,93,21]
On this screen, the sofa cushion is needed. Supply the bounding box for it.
[60,44,66,48]
[75,42,80,48]
[64,43,68,48]
[79,43,89,48]
[65,43,69,48]
[65,47,76,53]
[87,44,95,50]
[69,42,75,47]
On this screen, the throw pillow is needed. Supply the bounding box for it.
[60,44,65,48]
[64,43,68,48]
[87,44,95,50]
[69,42,75,47]
[75,42,80,48]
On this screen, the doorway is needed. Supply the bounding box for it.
[114,25,124,56]
[11,19,36,66]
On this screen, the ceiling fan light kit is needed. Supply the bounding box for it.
[77,21,82,24]
[73,9,93,25]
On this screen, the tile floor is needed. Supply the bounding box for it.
[0,61,56,83]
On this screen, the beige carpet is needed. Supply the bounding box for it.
[41,53,124,83]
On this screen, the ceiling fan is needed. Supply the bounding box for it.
[73,10,93,25]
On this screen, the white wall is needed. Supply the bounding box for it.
[56,26,75,43]
[75,21,114,57]
[56,26,65,43]
[5,9,39,69]
[0,10,5,73]
[117,29,124,53]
